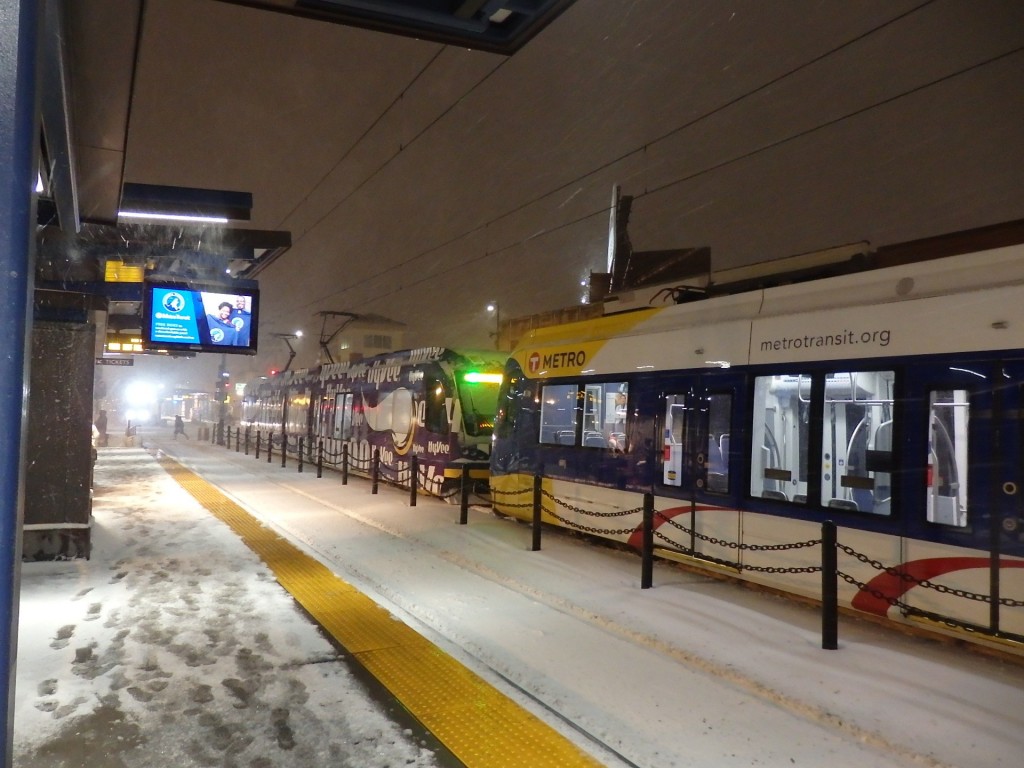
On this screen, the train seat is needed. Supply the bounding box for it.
[828,498,859,511]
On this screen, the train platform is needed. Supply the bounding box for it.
[13,426,1024,767]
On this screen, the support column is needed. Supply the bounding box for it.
[0,0,41,763]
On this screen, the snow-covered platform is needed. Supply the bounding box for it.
[14,428,1024,767]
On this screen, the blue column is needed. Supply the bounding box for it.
[0,0,41,763]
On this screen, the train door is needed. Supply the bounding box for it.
[975,360,1024,637]
[660,373,742,497]
[905,360,1024,637]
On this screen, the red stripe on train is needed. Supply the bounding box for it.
[625,505,721,550]
[852,557,1024,616]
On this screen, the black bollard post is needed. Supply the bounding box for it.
[822,520,838,650]
[532,474,542,551]
[255,431,261,459]
[244,426,250,456]
[341,444,349,485]
[267,433,273,464]
[459,465,470,525]
[641,493,654,589]
[281,431,287,468]
[298,437,304,473]
[317,439,323,479]
[409,455,418,507]
[235,427,240,453]
[371,448,380,494]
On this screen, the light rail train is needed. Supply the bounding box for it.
[242,347,505,496]
[490,234,1024,654]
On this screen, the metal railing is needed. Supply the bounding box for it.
[492,476,1023,651]
[215,429,1023,651]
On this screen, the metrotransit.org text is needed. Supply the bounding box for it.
[760,327,891,352]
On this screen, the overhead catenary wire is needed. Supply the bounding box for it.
[262,2,1019,326]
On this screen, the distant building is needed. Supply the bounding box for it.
[324,314,407,363]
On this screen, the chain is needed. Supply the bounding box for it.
[836,543,1024,607]
[651,533,821,574]
[835,570,1008,633]
[542,490,644,518]
[544,506,638,536]
[491,486,534,497]
[654,511,821,552]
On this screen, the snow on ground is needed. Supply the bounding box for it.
[14,430,1024,767]
[14,448,442,767]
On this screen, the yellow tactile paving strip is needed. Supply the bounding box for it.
[158,455,604,768]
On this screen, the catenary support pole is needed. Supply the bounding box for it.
[0,2,41,763]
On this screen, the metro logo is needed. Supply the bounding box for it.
[545,350,586,368]
[527,349,587,374]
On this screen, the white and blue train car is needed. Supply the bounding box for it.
[491,234,1024,655]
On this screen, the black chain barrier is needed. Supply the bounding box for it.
[836,542,1024,608]
[225,436,1021,649]
[232,428,444,502]
[492,474,1024,649]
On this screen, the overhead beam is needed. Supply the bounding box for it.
[207,0,579,55]
[39,0,80,233]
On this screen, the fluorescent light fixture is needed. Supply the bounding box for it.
[120,183,252,222]
[35,173,44,193]
[490,8,512,23]
[118,210,229,224]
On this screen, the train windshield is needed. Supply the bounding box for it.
[456,370,503,437]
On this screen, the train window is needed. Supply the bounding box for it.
[423,375,450,434]
[927,389,969,527]
[333,393,353,440]
[750,375,811,502]
[706,393,732,494]
[662,395,690,487]
[539,382,628,448]
[456,370,502,437]
[539,384,579,444]
[820,371,894,515]
[582,381,628,449]
[663,390,731,492]
[286,389,310,433]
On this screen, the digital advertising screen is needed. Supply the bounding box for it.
[142,279,259,355]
